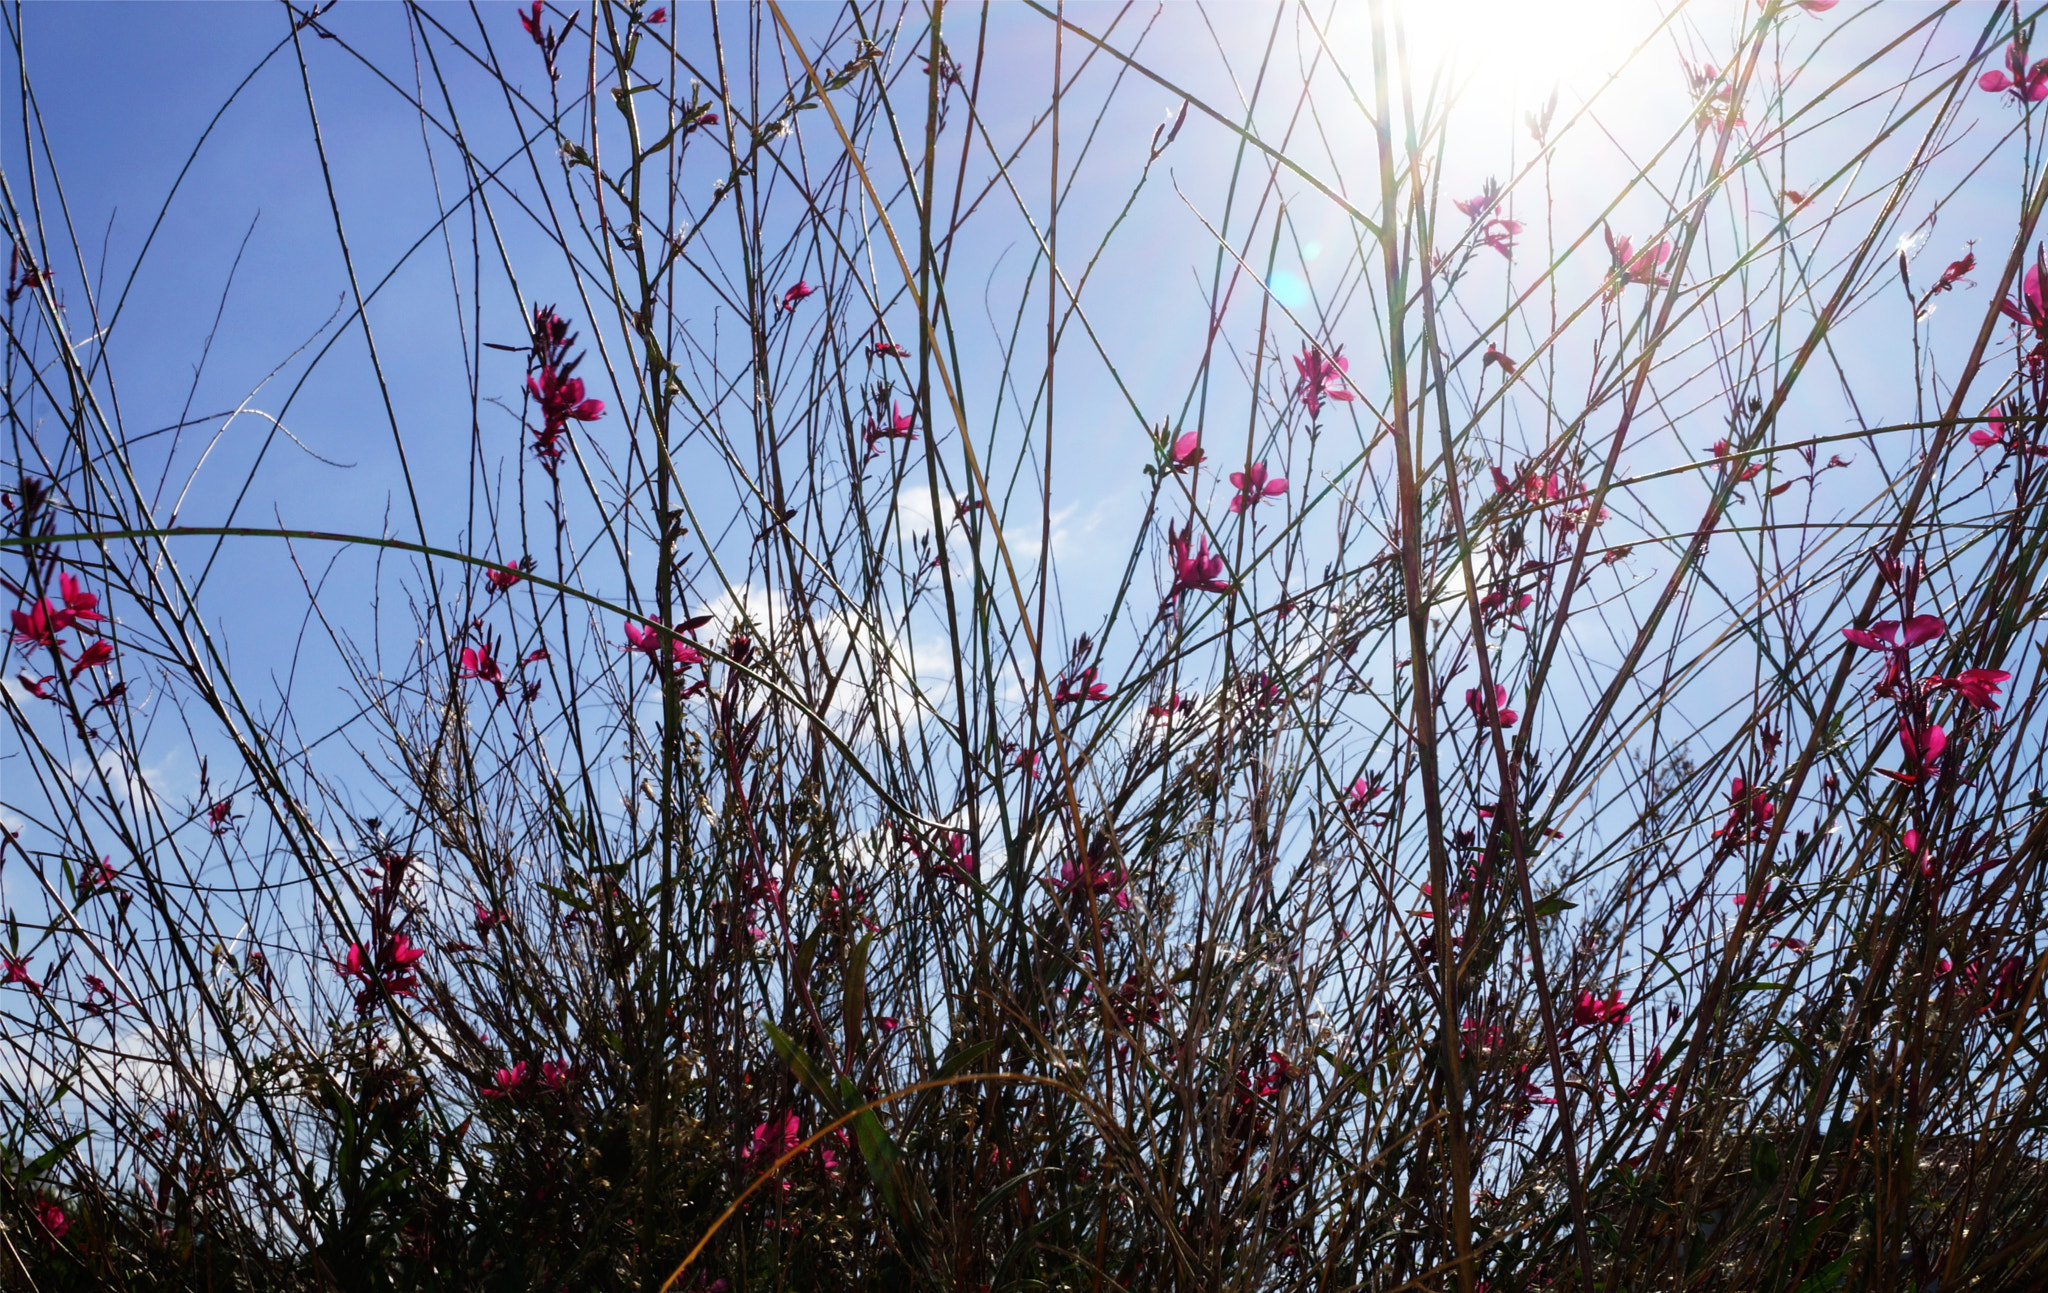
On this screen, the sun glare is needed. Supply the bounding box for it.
[1389,0,1662,128]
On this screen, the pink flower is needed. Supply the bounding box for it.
[927,831,976,883]
[623,618,705,671]
[863,401,917,456]
[34,1200,67,1240]
[207,800,237,834]
[67,639,114,681]
[458,643,507,701]
[1167,430,1204,474]
[1934,667,2012,711]
[869,340,909,359]
[1347,775,1385,812]
[539,1059,574,1090]
[748,1112,802,1166]
[1572,989,1629,1028]
[1896,719,1947,780]
[16,673,54,700]
[780,281,815,312]
[485,561,526,593]
[1147,692,1192,721]
[1228,462,1287,514]
[474,903,510,934]
[1970,404,2010,450]
[1480,218,1522,259]
[1606,227,1671,292]
[518,1,544,42]
[526,364,604,474]
[1053,665,1109,706]
[647,6,666,22]
[1712,778,1776,842]
[3,955,41,994]
[1482,343,1517,376]
[11,601,73,653]
[1050,852,1132,911]
[1840,615,1944,651]
[2000,263,2048,332]
[1011,747,1041,779]
[1465,684,1517,729]
[1980,40,2048,101]
[59,574,104,625]
[482,1061,529,1099]
[1167,525,1231,603]
[1293,345,1355,416]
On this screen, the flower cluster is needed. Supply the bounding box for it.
[522,307,604,477]
[1293,344,1355,417]
[1454,180,1523,259]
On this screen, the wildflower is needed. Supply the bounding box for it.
[623,617,705,671]
[646,6,666,22]
[1147,691,1192,720]
[482,1061,529,1099]
[3,956,41,994]
[1166,525,1232,604]
[869,340,910,359]
[207,800,237,834]
[1933,667,2012,711]
[780,280,815,312]
[1998,263,2048,362]
[484,559,530,593]
[1979,38,2048,102]
[16,673,54,700]
[1712,778,1776,842]
[474,903,510,934]
[1053,665,1110,706]
[10,601,73,654]
[526,363,604,474]
[458,643,506,699]
[927,831,976,884]
[1605,226,1671,293]
[539,1059,574,1090]
[59,573,104,625]
[863,401,917,456]
[1891,718,1947,784]
[81,856,117,891]
[1011,747,1041,779]
[1293,345,1355,416]
[1346,775,1385,813]
[1228,462,1287,514]
[1482,343,1517,376]
[1166,430,1204,474]
[1970,404,2010,449]
[81,974,118,1017]
[1465,684,1518,729]
[34,1201,67,1240]
[1050,849,1132,911]
[518,1,544,43]
[1840,615,1945,652]
[1572,989,1629,1028]
[1928,249,1976,299]
[747,1113,802,1167]
[336,933,426,1013]
[67,639,113,681]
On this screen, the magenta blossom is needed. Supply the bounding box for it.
[1980,39,2048,101]
[624,617,705,671]
[11,601,73,654]
[780,281,815,312]
[1167,430,1204,474]
[1934,667,2012,711]
[1228,462,1287,514]
[68,639,114,681]
[1840,615,1945,652]
[3,955,42,994]
[474,903,511,935]
[1893,719,1947,784]
[539,1059,574,1091]
[864,401,917,456]
[1053,665,1110,706]
[1465,684,1518,729]
[481,1061,529,1099]
[35,1200,68,1240]
[1712,778,1776,842]
[1606,228,1672,293]
[59,573,104,624]
[1167,525,1232,604]
[1572,989,1629,1028]
[1293,345,1355,416]
[1049,853,1132,911]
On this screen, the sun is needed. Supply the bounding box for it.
[1380,0,1666,131]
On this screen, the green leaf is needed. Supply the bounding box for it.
[1532,895,1577,918]
[24,1129,88,1178]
